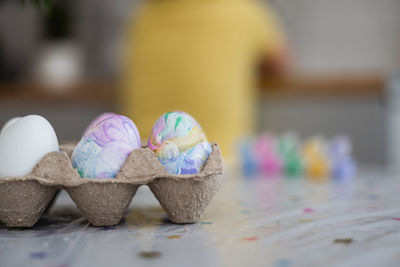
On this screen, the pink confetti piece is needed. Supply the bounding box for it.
[391,218,400,221]
[303,208,315,213]
[242,237,259,242]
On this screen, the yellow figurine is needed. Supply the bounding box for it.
[302,137,331,181]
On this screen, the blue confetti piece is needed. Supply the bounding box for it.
[30,252,47,259]
[274,259,292,267]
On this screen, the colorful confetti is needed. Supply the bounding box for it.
[242,237,259,242]
[30,252,47,259]
[137,251,162,259]
[391,218,400,221]
[333,238,353,244]
[274,259,292,267]
[200,221,213,225]
[298,219,314,223]
[167,235,181,239]
[303,208,315,213]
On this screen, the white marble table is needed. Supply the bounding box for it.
[1,169,400,267]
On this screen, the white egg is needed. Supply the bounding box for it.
[0,115,59,177]
[0,117,21,135]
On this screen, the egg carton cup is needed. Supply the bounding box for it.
[0,143,223,227]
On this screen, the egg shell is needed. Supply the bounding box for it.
[148,111,212,175]
[72,114,141,178]
[0,115,59,177]
[84,112,117,135]
[0,116,21,135]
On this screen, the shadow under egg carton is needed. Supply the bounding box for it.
[0,144,223,228]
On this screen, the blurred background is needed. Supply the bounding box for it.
[0,0,399,167]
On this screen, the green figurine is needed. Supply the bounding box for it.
[278,132,303,177]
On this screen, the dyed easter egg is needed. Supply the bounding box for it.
[0,115,59,177]
[72,114,141,178]
[148,111,212,175]
[84,112,117,134]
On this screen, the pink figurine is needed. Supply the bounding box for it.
[253,134,283,177]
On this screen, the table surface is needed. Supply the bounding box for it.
[1,168,400,267]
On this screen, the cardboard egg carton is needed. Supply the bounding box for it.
[0,143,223,227]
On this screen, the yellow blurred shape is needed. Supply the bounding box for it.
[120,0,285,159]
[303,137,330,181]
[167,235,181,239]
[306,158,330,181]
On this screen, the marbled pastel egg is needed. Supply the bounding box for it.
[72,114,141,178]
[148,111,212,175]
[84,112,117,135]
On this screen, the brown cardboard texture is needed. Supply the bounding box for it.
[0,143,223,227]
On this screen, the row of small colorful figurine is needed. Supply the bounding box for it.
[237,132,357,180]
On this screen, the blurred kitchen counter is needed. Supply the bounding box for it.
[261,73,385,98]
[0,73,386,105]
[0,81,117,105]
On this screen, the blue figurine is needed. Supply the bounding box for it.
[328,136,357,181]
